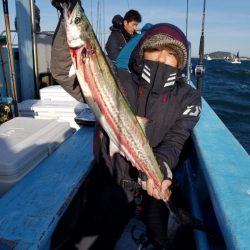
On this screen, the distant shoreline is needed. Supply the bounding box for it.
[192,57,250,61]
[202,51,250,61]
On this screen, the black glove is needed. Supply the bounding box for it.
[51,0,79,13]
[51,0,68,12]
[51,0,68,5]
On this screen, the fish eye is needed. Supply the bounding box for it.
[74,17,81,24]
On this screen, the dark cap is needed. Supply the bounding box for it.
[112,15,123,28]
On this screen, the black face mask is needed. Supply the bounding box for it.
[140,59,178,93]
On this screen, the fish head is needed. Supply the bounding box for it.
[63,1,90,50]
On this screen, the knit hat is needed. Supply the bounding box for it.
[139,23,188,69]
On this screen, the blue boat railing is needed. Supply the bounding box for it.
[0,96,249,249]
[1,1,248,248]
[0,30,19,48]
[189,97,250,250]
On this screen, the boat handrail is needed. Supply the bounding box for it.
[0,30,55,47]
[191,97,250,249]
[0,30,18,47]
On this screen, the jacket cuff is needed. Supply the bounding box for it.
[157,157,173,181]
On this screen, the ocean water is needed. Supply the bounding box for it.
[191,59,250,154]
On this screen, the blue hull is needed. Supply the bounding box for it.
[0,96,249,249]
[1,2,249,247]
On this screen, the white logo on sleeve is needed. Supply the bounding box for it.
[183,105,201,116]
[164,73,177,87]
[141,64,151,84]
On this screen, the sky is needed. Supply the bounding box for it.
[0,0,250,58]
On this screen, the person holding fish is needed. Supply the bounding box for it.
[51,1,202,249]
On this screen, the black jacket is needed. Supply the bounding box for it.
[118,68,201,167]
[105,26,132,62]
[51,19,201,202]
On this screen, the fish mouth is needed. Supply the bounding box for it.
[68,38,84,49]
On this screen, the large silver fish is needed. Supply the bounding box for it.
[63,1,171,199]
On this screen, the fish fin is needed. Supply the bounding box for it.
[109,141,124,158]
[136,116,150,133]
[69,64,76,77]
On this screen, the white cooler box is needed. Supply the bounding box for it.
[39,85,77,102]
[18,99,40,117]
[0,117,74,196]
[18,100,87,129]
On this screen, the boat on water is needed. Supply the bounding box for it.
[0,1,250,250]
[225,52,242,64]
[205,54,212,61]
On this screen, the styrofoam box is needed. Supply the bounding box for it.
[18,99,40,117]
[0,117,74,196]
[33,101,87,130]
[18,100,88,129]
[40,85,77,102]
[18,99,86,117]
[32,100,86,116]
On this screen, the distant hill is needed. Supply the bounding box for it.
[206,51,250,60]
[207,51,232,59]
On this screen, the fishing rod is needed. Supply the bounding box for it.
[185,0,189,38]
[30,0,40,98]
[0,37,10,97]
[2,0,18,116]
[0,38,12,123]
[185,0,192,84]
[195,0,206,94]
